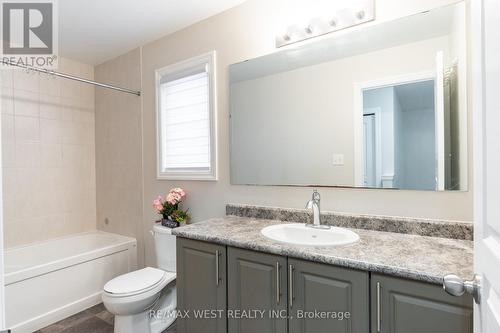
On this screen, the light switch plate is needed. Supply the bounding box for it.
[332,154,344,166]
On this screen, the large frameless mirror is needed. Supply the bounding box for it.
[229,2,468,191]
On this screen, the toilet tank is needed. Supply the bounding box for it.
[152,223,176,272]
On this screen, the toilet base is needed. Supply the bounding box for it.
[150,286,177,333]
[114,312,151,333]
[112,285,177,333]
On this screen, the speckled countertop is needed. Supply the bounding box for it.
[172,216,473,285]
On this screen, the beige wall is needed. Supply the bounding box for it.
[94,48,145,266]
[139,0,472,266]
[1,58,96,248]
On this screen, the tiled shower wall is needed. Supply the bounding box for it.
[1,58,96,248]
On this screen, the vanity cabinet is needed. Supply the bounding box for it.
[176,238,472,333]
[226,248,369,333]
[227,247,288,333]
[288,258,369,333]
[370,274,473,333]
[176,238,227,333]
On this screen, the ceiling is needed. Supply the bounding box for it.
[394,80,435,112]
[58,0,247,65]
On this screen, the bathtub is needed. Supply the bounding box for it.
[4,231,137,333]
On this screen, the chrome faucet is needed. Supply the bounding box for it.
[305,190,330,229]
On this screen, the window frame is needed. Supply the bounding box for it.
[155,51,217,181]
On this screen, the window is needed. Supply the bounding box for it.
[156,51,217,180]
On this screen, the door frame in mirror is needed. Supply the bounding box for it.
[353,70,436,188]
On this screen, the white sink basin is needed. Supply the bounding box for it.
[261,223,359,246]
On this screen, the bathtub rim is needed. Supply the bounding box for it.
[4,230,137,286]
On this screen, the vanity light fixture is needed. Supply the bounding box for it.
[275,0,375,47]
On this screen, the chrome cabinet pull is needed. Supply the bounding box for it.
[376,282,381,332]
[276,262,281,304]
[215,250,220,286]
[289,265,294,308]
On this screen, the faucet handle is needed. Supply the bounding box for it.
[312,189,320,201]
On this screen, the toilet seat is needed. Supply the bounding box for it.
[104,267,176,298]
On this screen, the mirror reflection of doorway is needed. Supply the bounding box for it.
[363,108,381,187]
[362,79,437,190]
[363,113,376,187]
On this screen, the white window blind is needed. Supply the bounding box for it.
[156,52,217,180]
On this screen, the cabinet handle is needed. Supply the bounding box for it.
[215,250,220,286]
[289,264,294,308]
[376,282,381,332]
[276,262,281,304]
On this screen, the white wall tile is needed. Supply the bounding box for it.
[14,167,43,220]
[13,69,39,93]
[60,105,75,121]
[15,143,41,168]
[39,73,61,96]
[60,121,78,144]
[1,69,14,88]
[1,86,14,115]
[80,63,94,81]
[40,94,61,119]
[40,118,62,143]
[73,110,95,123]
[60,79,81,100]
[39,187,64,216]
[40,143,63,168]
[61,144,83,167]
[15,116,40,142]
[2,168,17,222]
[2,142,16,168]
[3,57,96,248]
[1,114,15,143]
[14,90,39,117]
[42,214,66,239]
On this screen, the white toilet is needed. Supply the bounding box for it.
[102,223,177,333]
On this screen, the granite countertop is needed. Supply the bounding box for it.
[172,216,473,285]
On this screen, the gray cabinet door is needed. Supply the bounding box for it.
[176,238,227,333]
[288,258,369,333]
[371,274,473,333]
[227,247,288,333]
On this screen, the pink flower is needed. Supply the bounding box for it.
[166,192,181,205]
[153,196,163,211]
[170,188,186,200]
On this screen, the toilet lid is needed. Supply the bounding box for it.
[104,267,166,295]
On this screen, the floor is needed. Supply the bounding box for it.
[35,303,176,333]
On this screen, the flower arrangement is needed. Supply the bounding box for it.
[153,188,190,227]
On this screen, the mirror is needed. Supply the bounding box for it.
[229,2,467,191]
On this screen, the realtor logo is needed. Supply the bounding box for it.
[1,0,58,68]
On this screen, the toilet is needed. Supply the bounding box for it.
[102,223,177,333]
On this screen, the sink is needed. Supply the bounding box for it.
[261,223,359,246]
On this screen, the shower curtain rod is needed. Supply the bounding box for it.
[1,59,141,96]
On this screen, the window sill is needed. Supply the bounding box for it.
[156,173,218,181]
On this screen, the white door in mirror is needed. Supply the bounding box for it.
[261,224,359,246]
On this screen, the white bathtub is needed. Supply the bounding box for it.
[4,231,137,333]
